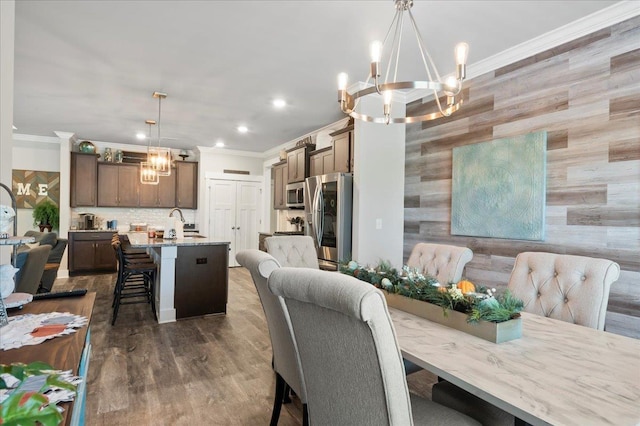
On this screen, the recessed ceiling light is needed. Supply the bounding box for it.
[215,141,225,148]
[273,98,286,108]
[136,132,146,140]
[237,125,248,134]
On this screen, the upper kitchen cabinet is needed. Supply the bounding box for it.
[286,144,315,184]
[139,174,176,208]
[330,124,353,173]
[309,147,334,177]
[272,160,287,210]
[175,161,198,209]
[70,153,97,207]
[97,163,139,207]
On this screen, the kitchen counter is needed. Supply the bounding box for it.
[126,232,229,248]
[126,233,229,323]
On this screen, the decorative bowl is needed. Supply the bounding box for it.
[78,141,96,153]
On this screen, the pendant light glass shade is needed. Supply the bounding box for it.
[149,92,172,176]
[140,161,159,184]
[140,119,159,185]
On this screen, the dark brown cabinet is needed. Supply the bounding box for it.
[139,174,176,208]
[286,144,315,184]
[97,163,140,207]
[70,153,97,207]
[176,161,198,209]
[68,231,117,274]
[272,161,287,209]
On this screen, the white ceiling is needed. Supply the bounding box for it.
[13,0,620,154]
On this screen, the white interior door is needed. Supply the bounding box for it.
[209,180,236,266]
[208,179,262,267]
[235,181,261,257]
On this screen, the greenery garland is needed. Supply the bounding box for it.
[339,260,523,323]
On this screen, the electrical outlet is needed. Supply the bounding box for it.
[376,218,382,230]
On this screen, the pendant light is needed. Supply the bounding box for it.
[140,119,159,185]
[148,91,172,176]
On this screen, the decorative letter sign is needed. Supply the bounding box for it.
[11,170,60,208]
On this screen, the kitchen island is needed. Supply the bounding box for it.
[126,233,229,323]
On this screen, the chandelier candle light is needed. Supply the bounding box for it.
[148,91,172,176]
[338,0,469,124]
[140,119,159,185]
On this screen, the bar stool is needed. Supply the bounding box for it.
[111,239,157,325]
[111,234,153,304]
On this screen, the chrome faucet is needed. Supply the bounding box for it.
[169,208,185,223]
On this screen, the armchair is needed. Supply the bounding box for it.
[17,231,68,292]
[15,245,51,294]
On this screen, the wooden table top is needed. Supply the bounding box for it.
[3,293,96,426]
[390,308,640,426]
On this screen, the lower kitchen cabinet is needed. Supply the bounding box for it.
[174,245,228,319]
[68,232,117,274]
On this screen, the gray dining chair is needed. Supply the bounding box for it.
[404,243,473,374]
[236,250,308,426]
[265,235,319,269]
[431,251,621,426]
[268,267,480,426]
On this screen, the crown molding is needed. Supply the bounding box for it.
[13,133,61,144]
[261,117,350,160]
[467,0,640,80]
[197,146,265,158]
[405,1,639,104]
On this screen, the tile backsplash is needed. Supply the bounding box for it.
[71,207,198,231]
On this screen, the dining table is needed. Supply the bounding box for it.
[389,308,640,426]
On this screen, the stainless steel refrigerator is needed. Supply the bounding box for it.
[305,172,353,269]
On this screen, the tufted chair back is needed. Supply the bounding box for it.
[406,243,473,285]
[508,252,620,330]
[265,235,319,269]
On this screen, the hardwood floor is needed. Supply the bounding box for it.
[55,268,436,424]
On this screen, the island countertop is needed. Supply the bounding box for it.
[126,232,230,248]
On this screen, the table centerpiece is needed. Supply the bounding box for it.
[339,260,524,343]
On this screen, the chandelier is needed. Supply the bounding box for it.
[140,120,159,185]
[148,91,172,176]
[337,0,469,124]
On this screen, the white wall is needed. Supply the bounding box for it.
[12,136,61,235]
[352,95,406,268]
[0,1,15,264]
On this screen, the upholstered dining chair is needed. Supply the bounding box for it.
[267,267,481,426]
[404,243,473,374]
[236,250,308,426]
[15,245,52,294]
[431,251,621,426]
[406,243,473,285]
[265,236,319,269]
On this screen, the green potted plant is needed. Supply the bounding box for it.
[32,200,59,232]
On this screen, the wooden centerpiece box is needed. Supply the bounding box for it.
[384,293,522,343]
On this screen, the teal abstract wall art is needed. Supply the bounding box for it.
[451,131,547,241]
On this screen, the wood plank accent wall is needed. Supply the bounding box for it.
[404,16,640,338]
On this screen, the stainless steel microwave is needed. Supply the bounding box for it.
[286,182,305,209]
